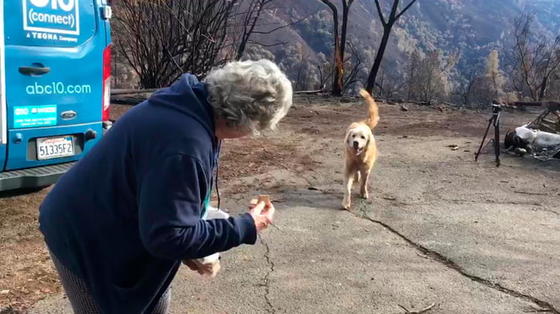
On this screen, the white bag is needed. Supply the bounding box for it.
[183,206,230,277]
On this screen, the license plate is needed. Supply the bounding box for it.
[37,136,74,160]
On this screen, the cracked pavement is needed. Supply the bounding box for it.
[260,236,276,314]
[31,101,560,313]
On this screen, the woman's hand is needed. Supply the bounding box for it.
[182,259,206,275]
[182,259,221,277]
[248,197,275,233]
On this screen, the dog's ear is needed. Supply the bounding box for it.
[345,130,352,143]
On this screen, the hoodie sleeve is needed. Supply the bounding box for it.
[138,154,257,260]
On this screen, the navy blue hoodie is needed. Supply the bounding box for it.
[39,74,257,313]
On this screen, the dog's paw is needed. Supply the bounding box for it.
[360,191,369,200]
[341,198,351,210]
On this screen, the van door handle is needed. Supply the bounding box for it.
[19,66,51,76]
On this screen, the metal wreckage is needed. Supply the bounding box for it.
[504,102,560,161]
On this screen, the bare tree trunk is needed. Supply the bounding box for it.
[338,0,355,95]
[233,0,274,60]
[365,25,391,93]
[320,0,342,96]
[365,0,417,94]
[320,0,356,96]
[333,34,343,96]
[340,3,350,67]
[538,76,548,101]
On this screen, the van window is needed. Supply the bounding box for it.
[5,0,97,48]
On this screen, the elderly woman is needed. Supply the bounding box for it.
[39,59,293,313]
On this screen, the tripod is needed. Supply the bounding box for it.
[475,104,502,167]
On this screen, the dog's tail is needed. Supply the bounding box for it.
[359,89,379,129]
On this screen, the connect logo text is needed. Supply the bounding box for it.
[23,0,80,35]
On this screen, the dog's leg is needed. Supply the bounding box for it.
[342,168,355,210]
[354,171,361,185]
[359,168,371,200]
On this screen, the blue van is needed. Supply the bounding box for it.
[0,0,112,191]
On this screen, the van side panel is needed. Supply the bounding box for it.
[4,43,103,128]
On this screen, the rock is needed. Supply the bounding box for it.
[400,104,409,111]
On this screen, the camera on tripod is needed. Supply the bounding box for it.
[491,103,503,113]
[475,102,504,167]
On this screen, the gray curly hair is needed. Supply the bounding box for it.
[204,59,293,132]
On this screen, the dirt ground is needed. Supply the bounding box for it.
[2,96,559,313]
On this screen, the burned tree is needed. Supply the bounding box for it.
[365,0,418,94]
[406,50,421,101]
[229,0,317,62]
[405,50,455,104]
[459,68,480,107]
[316,53,334,91]
[342,41,365,93]
[512,14,560,101]
[319,0,357,96]
[484,50,506,101]
[113,0,237,88]
[230,0,274,60]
